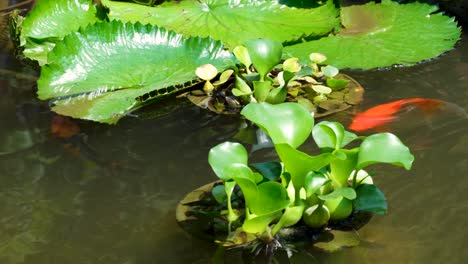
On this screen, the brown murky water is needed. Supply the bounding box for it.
[1,8,468,264]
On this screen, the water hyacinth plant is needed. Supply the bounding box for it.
[202,102,414,252]
[191,39,363,115]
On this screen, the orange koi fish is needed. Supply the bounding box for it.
[348,98,446,132]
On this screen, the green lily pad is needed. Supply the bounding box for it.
[101,0,339,48]
[37,21,232,123]
[284,0,461,69]
[20,0,99,65]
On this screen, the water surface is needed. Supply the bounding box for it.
[1,23,467,264]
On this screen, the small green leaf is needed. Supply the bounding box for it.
[251,161,283,182]
[229,164,258,211]
[353,184,387,214]
[195,64,218,81]
[241,102,314,148]
[283,58,301,73]
[266,86,288,104]
[329,148,359,187]
[208,142,248,181]
[242,211,282,234]
[304,172,330,197]
[313,121,347,150]
[357,133,414,170]
[309,53,327,64]
[275,144,335,190]
[272,204,305,235]
[233,45,252,69]
[213,69,234,86]
[312,85,332,94]
[245,39,283,80]
[232,75,253,96]
[326,78,349,89]
[318,187,357,201]
[253,181,290,216]
[321,65,339,78]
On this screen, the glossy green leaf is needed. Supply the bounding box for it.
[318,187,356,201]
[245,39,282,80]
[312,122,358,151]
[102,0,339,48]
[304,171,330,198]
[251,161,283,182]
[20,0,99,64]
[353,184,387,214]
[233,75,253,97]
[208,142,248,181]
[241,102,314,148]
[233,45,252,69]
[242,211,282,234]
[229,164,258,212]
[275,143,335,190]
[285,0,461,69]
[357,133,414,170]
[272,204,305,235]
[253,182,290,216]
[38,21,232,123]
[329,148,359,187]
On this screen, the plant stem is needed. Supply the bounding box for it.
[351,170,358,188]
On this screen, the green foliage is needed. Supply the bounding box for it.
[37,20,232,123]
[20,0,99,65]
[102,0,339,48]
[207,102,414,242]
[284,0,461,69]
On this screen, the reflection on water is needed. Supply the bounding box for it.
[1,14,468,264]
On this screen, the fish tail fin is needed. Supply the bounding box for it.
[409,98,444,115]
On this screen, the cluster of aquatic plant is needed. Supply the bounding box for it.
[192,39,362,115]
[191,102,414,253]
[10,0,460,123]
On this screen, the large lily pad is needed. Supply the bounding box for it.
[19,0,99,65]
[284,0,461,69]
[101,0,339,48]
[37,21,232,124]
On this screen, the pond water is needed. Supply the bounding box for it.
[1,16,468,264]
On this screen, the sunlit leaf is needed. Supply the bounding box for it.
[209,142,248,181]
[242,211,282,234]
[241,102,314,148]
[318,187,356,200]
[304,171,329,197]
[272,203,305,234]
[357,133,414,170]
[37,21,232,123]
[285,0,461,69]
[20,0,99,64]
[101,0,339,48]
[275,143,335,189]
[253,181,290,215]
[245,39,282,80]
[329,148,359,187]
